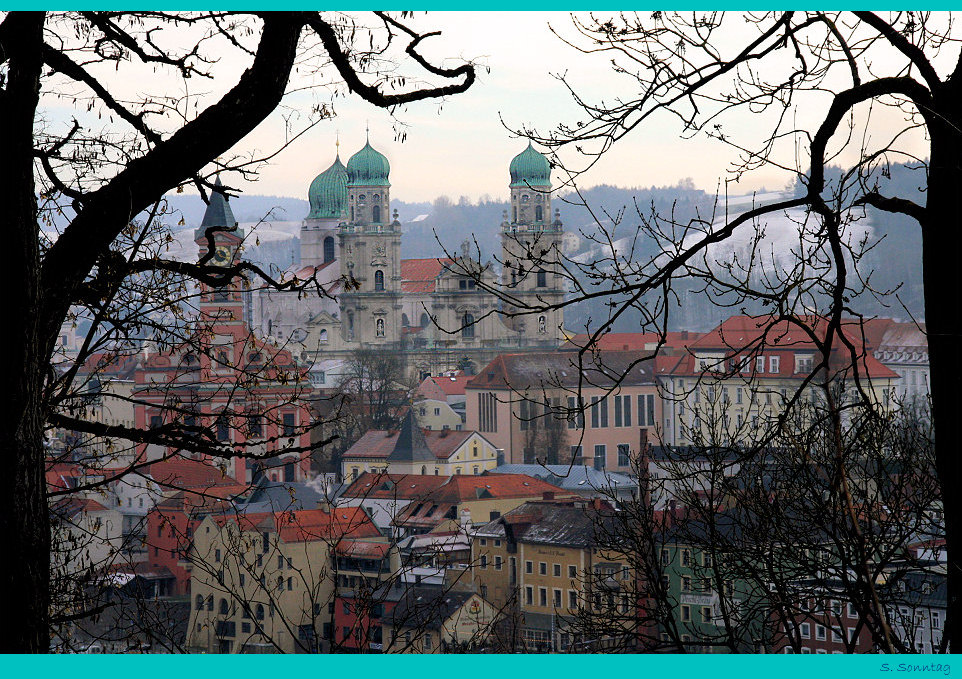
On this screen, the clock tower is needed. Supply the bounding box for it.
[195,176,247,331]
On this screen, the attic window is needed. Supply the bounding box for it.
[425,504,440,517]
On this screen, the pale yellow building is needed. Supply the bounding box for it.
[186,506,385,653]
[341,411,499,481]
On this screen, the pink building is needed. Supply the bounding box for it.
[465,351,661,472]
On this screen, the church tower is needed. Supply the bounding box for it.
[195,176,246,331]
[338,136,402,346]
[301,149,348,268]
[500,143,565,344]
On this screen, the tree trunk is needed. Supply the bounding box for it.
[0,11,51,653]
[921,104,962,652]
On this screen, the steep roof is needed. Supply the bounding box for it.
[467,350,657,391]
[199,176,237,229]
[400,258,454,294]
[386,410,435,463]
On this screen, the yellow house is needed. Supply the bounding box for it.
[342,410,499,481]
[470,498,639,652]
[186,505,385,653]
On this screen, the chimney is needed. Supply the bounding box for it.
[591,498,603,511]
[460,508,472,532]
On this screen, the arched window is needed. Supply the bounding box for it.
[372,205,381,223]
[376,318,385,338]
[323,236,335,263]
[535,205,543,222]
[513,206,518,222]
[402,313,410,327]
[420,313,430,328]
[374,269,385,291]
[206,595,214,611]
[219,598,229,615]
[319,329,328,343]
[538,315,547,334]
[350,206,355,222]
[462,313,475,339]
[255,604,265,621]
[358,193,366,204]
[195,594,204,610]
[536,269,547,287]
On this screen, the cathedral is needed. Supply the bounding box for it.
[251,137,567,383]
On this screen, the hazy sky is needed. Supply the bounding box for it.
[44,12,935,205]
[251,11,801,203]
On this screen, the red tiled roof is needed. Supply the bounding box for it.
[400,258,454,294]
[215,506,379,543]
[146,458,239,491]
[431,375,471,397]
[430,474,562,503]
[676,315,898,380]
[562,331,699,353]
[341,472,451,500]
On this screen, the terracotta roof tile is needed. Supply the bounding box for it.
[400,258,454,294]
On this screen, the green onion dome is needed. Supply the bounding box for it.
[307,155,349,219]
[346,141,391,186]
[509,142,551,187]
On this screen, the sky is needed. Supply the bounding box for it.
[41,12,938,205]
[247,11,803,203]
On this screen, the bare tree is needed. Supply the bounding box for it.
[2,10,477,652]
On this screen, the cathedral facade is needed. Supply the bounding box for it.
[252,139,567,382]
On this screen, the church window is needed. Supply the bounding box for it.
[373,194,380,202]
[462,313,475,339]
[536,269,547,287]
[376,318,385,338]
[323,236,335,263]
[535,205,543,222]
[513,207,517,222]
[319,329,328,343]
[358,193,366,203]
[420,313,430,328]
[350,206,355,222]
[374,269,385,291]
[402,314,410,327]
[373,205,381,223]
[522,194,529,202]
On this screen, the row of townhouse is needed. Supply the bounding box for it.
[462,315,923,473]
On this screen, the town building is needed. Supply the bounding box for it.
[136,181,314,485]
[340,410,500,480]
[465,350,661,471]
[470,498,642,652]
[187,505,384,653]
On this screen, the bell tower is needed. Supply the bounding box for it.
[338,135,402,346]
[500,143,565,345]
